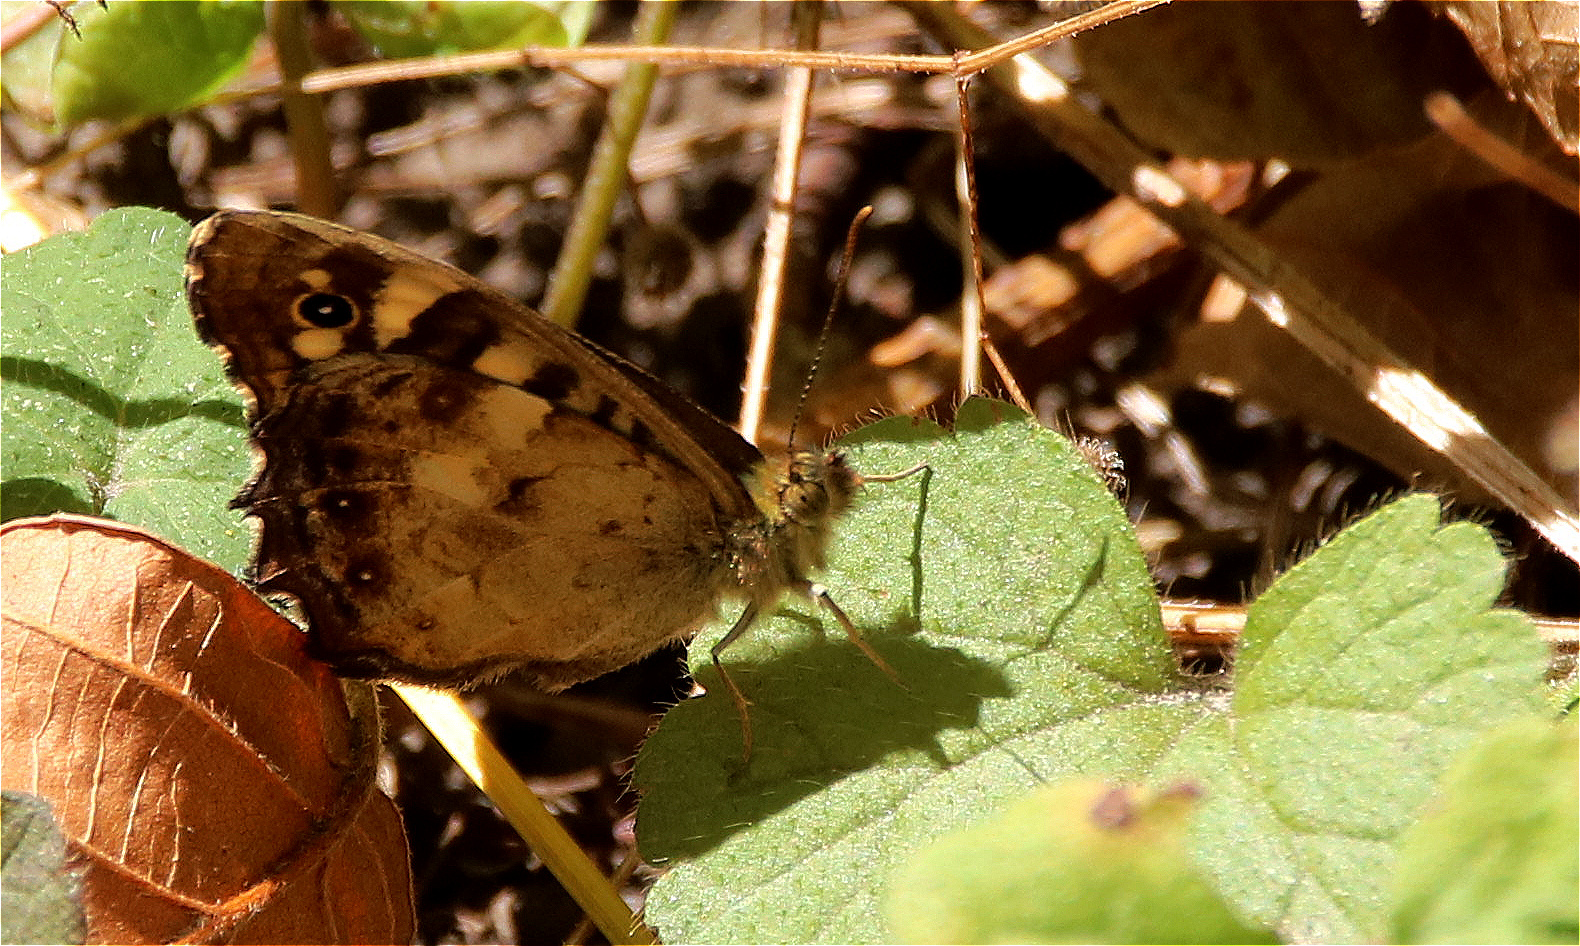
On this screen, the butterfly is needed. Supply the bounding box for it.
[186,210,902,750]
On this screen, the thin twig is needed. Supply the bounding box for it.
[952,65,1030,411]
[266,1,339,217]
[291,0,1167,95]
[9,115,152,192]
[541,0,678,328]
[953,66,982,397]
[1425,90,1579,213]
[12,3,1164,194]
[1161,599,1579,653]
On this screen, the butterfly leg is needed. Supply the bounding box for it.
[711,604,761,761]
[860,460,929,484]
[710,582,910,762]
[805,582,907,689]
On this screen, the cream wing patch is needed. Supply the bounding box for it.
[318,386,732,674]
[471,340,541,387]
[409,385,554,506]
[372,267,465,347]
[291,327,349,360]
[473,383,554,445]
[297,268,333,290]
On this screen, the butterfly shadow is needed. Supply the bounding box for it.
[639,616,1015,862]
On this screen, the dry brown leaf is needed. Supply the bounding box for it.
[0,515,414,944]
[985,156,1255,345]
[1439,0,1580,155]
[1074,0,1489,166]
[1150,116,1578,506]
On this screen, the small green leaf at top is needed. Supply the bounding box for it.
[51,1,264,126]
[1,790,86,946]
[339,1,594,58]
[886,779,1277,944]
[1387,716,1579,945]
[1,208,251,573]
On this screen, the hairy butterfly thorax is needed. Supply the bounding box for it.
[186,209,898,752]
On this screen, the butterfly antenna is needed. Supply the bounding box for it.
[786,204,873,450]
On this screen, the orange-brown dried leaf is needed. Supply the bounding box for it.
[0,515,414,944]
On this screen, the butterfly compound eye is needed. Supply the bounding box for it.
[297,292,357,328]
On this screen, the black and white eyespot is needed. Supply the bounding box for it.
[295,292,357,329]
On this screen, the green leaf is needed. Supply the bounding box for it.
[1,790,86,946]
[1154,494,1550,943]
[52,1,264,126]
[1,207,251,573]
[635,398,1178,944]
[886,779,1276,944]
[1551,670,1579,716]
[1387,716,1579,945]
[634,407,1547,944]
[0,0,66,124]
[339,1,593,58]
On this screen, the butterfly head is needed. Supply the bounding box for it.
[742,449,861,587]
[777,450,860,526]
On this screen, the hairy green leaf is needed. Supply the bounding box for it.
[887,779,1276,944]
[1,790,85,946]
[1155,494,1549,942]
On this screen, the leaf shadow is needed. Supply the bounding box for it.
[1,356,244,429]
[1,478,99,521]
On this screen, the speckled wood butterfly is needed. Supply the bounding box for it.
[187,210,900,742]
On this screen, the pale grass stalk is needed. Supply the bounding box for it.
[741,0,823,444]
[393,684,657,946]
[266,0,338,218]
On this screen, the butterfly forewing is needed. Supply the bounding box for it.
[188,212,759,501]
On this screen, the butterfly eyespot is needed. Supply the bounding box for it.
[341,553,386,587]
[297,292,357,328]
[319,490,369,521]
